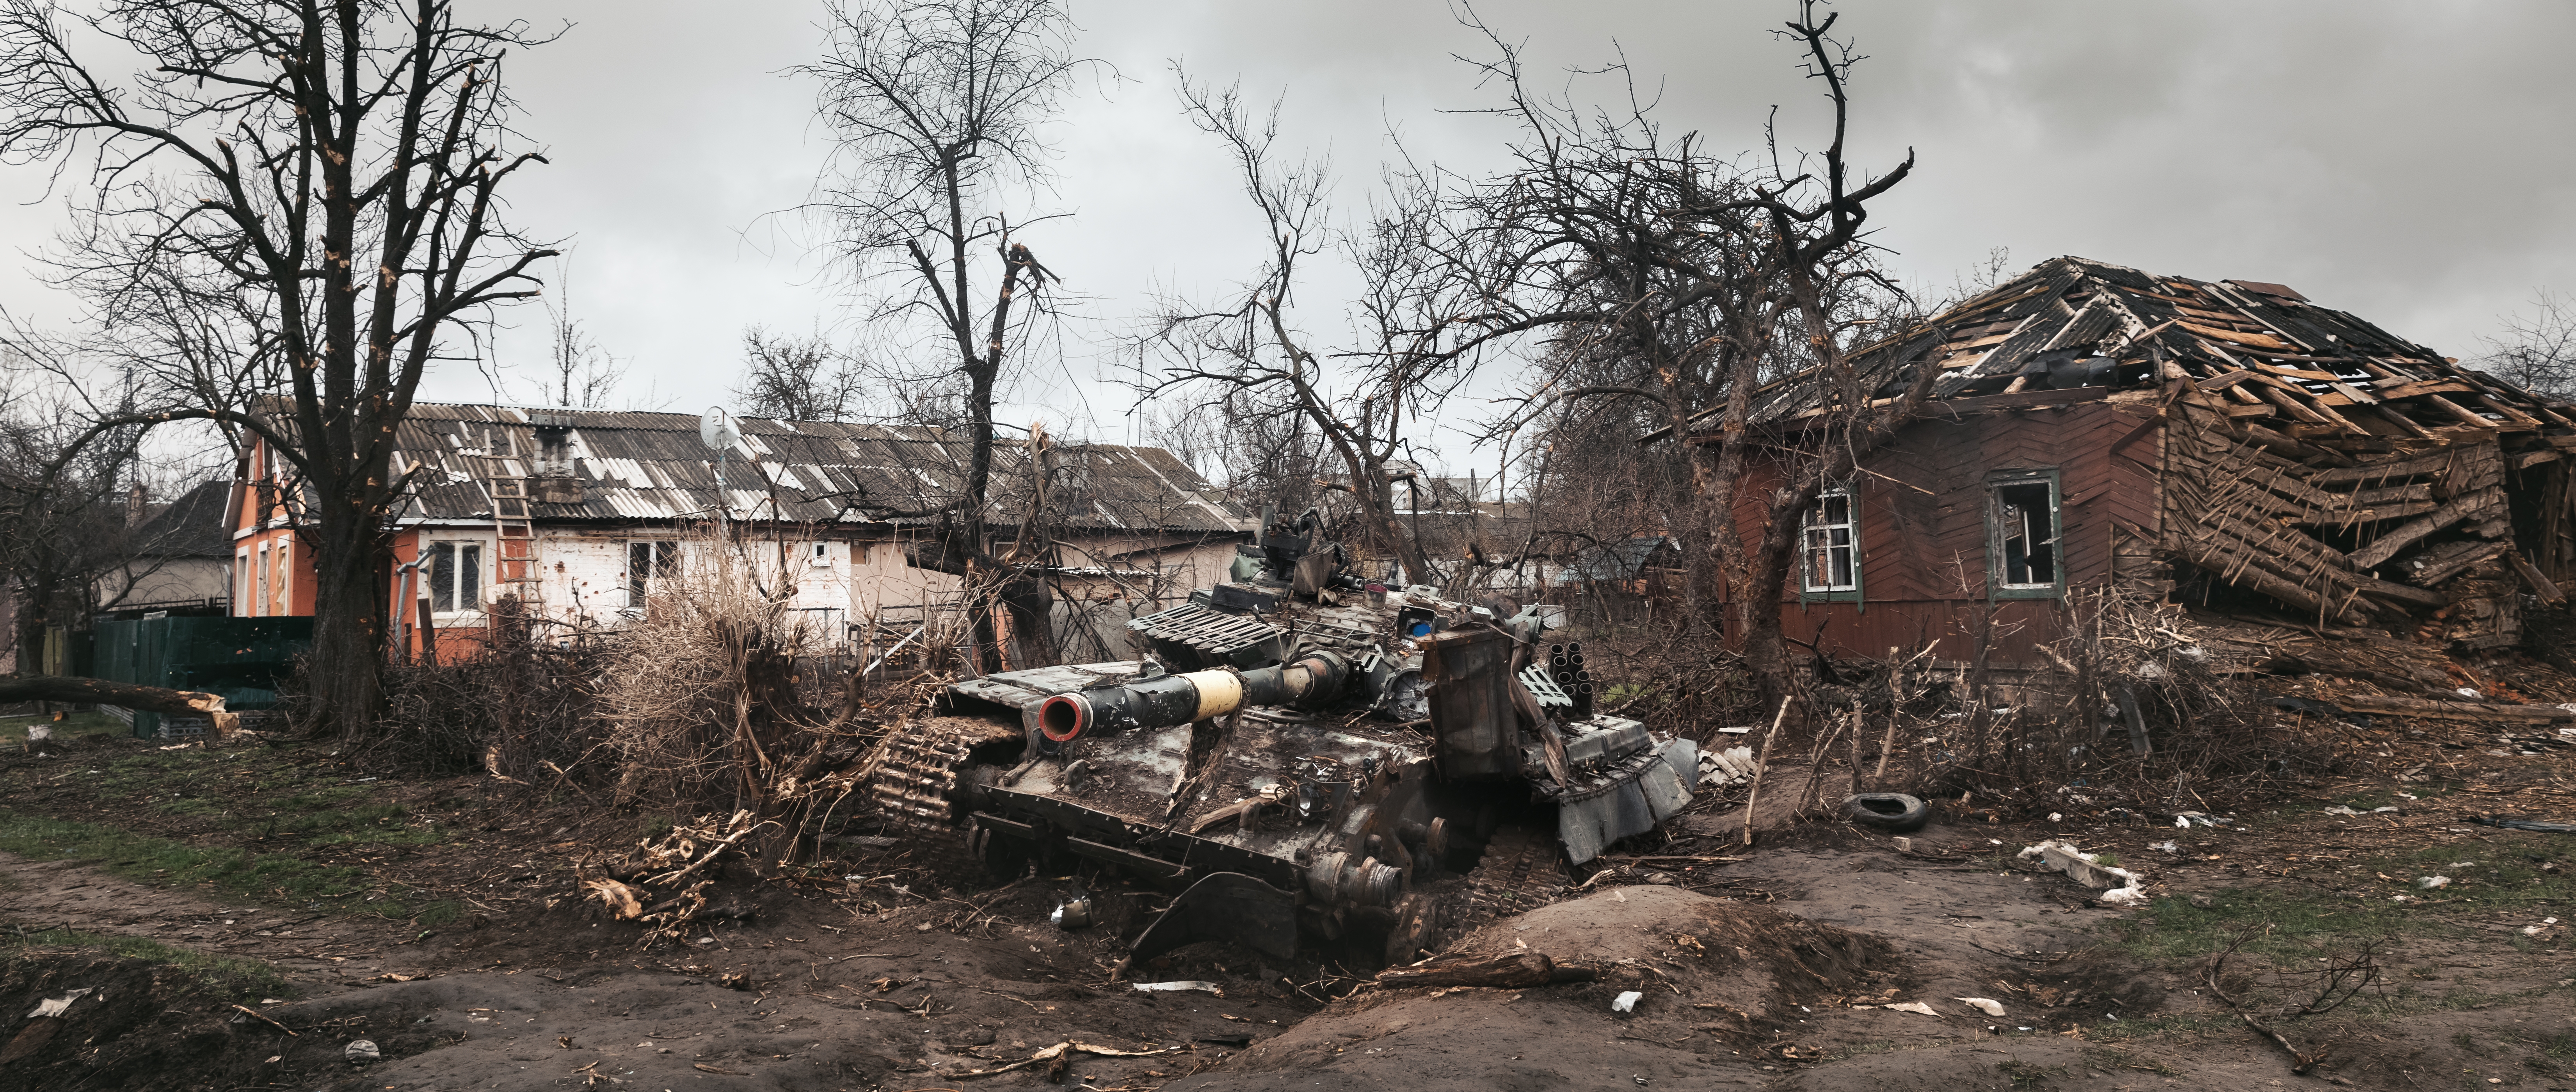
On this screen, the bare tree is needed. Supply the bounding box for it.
[734,327,862,422]
[537,308,624,410]
[1140,74,1486,584]
[801,0,1082,670]
[1145,386,1330,517]
[1449,2,1938,709]
[0,0,561,733]
[0,360,224,672]
[2478,288,2576,401]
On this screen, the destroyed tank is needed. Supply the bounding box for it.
[866,509,1699,967]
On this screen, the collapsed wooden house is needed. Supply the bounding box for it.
[1724,255,2575,665]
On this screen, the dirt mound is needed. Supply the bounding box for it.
[0,951,293,1091]
[1173,885,1895,1090]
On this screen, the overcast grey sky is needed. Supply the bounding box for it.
[6,1,2573,481]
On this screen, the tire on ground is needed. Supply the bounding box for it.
[1841,792,1930,833]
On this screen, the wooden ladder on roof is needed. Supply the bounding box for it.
[474,430,541,594]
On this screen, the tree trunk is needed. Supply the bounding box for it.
[0,674,229,716]
[297,510,388,736]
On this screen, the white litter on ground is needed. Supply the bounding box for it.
[1956,998,2006,1017]
[1132,981,1223,996]
[1611,991,1643,1013]
[2018,840,2150,905]
[27,987,92,1019]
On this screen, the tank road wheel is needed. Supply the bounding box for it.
[1383,892,1440,967]
[1463,824,1567,926]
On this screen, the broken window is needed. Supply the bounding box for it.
[1990,476,2060,595]
[1802,485,1860,593]
[628,540,679,607]
[429,541,483,613]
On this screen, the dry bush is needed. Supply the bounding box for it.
[598,539,878,815]
[359,595,607,777]
[1558,609,1763,739]
[1904,588,2314,816]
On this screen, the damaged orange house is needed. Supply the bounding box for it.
[1721,256,2576,665]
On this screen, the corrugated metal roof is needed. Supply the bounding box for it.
[383,404,1251,534]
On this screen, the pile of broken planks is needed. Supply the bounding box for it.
[2163,395,2569,647]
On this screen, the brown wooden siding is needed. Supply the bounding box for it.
[1730,397,2162,664]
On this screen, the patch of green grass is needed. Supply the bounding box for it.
[280,786,364,810]
[2110,889,2408,962]
[9,926,289,1001]
[274,802,407,832]
[0,810,376,906]
[0,710,130,747]
[155,797,221,817]
[2085,1011,2240,1043]
[305,822,442,848]
[1995,1058,2063,1089]
[412,900,466,927]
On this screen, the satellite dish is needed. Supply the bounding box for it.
[699,406,740,452]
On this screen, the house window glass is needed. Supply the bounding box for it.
[256,547,271,616]
[429,541,483,613]
[1802,487,1859,593]
[1991,478,2060,592]
[628,541,679,606]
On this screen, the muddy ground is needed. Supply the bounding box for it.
[2,703,2572,1091]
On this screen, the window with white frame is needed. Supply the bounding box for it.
[628,541,679,607]
[428,541,484,613]
[256,546,272,616]
[1801,486,1860,593]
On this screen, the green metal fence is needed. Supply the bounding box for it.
[87,616,312,737]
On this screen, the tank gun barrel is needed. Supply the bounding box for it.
[1037,651,1351,744]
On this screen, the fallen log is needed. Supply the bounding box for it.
[1377,952,1556,989]
[0,674,229,717]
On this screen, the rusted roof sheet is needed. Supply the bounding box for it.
[386,404,1251,534]
[1740,255,2575,435]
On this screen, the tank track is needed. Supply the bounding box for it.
[863,717,1018,889]
[1461,824,1566,925]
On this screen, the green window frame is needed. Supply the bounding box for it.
[1799,481,1865,608]
[1986,469,2064,600]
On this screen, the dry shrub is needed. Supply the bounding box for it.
[595,537,885,868]
[1906,588,2311,816]
[362,595,606,777]
[1559,609,1762,737]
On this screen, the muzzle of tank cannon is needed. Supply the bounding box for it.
[1035,651,1351,747]
[1305,850,1406,906]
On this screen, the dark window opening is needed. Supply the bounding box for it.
[1994,481,2057,589]
[628,541,679,606]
